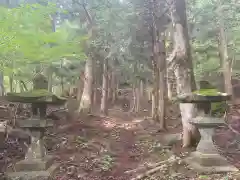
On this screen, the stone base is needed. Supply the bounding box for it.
[17,118,54,128]
[184,152,238,173]
[14,156,54,171]
[7,163,59,180]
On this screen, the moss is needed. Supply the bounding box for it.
[6,89,66,105]
[7,89,52,98]
[193,89,221,96]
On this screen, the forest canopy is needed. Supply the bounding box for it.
[0,0,239,93]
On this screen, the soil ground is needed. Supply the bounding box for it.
[1,103,240,180]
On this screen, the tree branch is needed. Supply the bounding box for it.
[72,0,93,25]
[130,155,177,180]
[82,2,93,25]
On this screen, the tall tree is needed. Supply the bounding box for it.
[78,2,94,114]
[217,0,232,95]
[158,37,167,129]
[150,0,168,127]
[100,52,109,115]
[168,0,198,147]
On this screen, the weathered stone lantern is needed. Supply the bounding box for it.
[5,90,66,180]
[177,89,238,172]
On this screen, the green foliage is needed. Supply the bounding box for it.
[1,0,240,94]
[98,154,114,172]
[188,0,240,80]
[0,2,88,91]
[0,4,86,58]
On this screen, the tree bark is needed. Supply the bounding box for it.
[0,72,4,96]
[47,68,53,92]
[19,81,24,92]
[91,55,97,109]
[59,59,64,94]
[170,0,198,147]
[9,75,13,93]
[150,0,166,123]
[133,79,140,113]
[108,68,113,103]
[77,74,84,101]
[92,57,102,106]
[135,85,140,112]
[167,70,175,99]
[20,80,28,92]
[166,28,176,100]
[78,58,93,114]
[147,84,152,102]
[100,58,109,115]
[111,70,117,104]
[78,3,95,114]
[158,38,167,130]
[140,79,144,97]
[151,53,160,121]
[217,2,232,95]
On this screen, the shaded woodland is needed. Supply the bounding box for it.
[1,0,240,179]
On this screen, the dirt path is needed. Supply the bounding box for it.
[50,112,149,180]
[47,110,234,180]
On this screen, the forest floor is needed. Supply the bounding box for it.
[47,105,240,180]
[1,104,240,180]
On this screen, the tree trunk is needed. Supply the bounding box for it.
[132,79,140,113]
[167,70,175,99]
[158,38,167,130]
[135,86,140,112]
[77,76,84,101]
[140,80,144,97]
[108,69,113,102]
[78,58,93,114]
[79,3,95,114]
[47,68,53,92]
[170,0,198,147]
[60,60,64,94]
[151,56,160,121]
[175,67,198,147]
[100,58,109,115]
[93,58,102,106]
[166,19,176,100]
[111,71,117,104]
[19,81,24,92]
[9,75,13,93]
[20,80,28,92]
[218,3,232,95]
[0,72,4,96]
[147,85,152,102]
[91,55,97,109]
[150,0,163,122]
